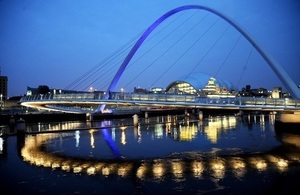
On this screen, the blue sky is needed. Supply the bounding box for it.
[1,0,300,97]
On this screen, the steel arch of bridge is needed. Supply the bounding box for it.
[98,5,300,112]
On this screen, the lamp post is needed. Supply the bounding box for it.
[0,94,3,110]
[120,88,124,100]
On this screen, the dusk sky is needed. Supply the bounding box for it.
[1,0,300,97]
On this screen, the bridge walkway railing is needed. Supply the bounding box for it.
[20,92,300,109]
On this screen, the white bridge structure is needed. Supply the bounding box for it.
[20,93,300,114]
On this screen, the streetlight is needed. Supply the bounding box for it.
[0,94,3,110]
[120,88,124,100]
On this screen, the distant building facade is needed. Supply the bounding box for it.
[272,87,282,98]
[26,86,88,96]
[165,72,237,97]
[238,85,270,98]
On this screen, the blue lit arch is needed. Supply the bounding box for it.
[98,5,300,111]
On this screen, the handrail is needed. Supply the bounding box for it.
[20,93,300,109]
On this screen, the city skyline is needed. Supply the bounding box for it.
[1,0,300,97]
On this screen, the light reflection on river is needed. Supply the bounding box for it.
[1,113,300,194]
[26,115,278,159]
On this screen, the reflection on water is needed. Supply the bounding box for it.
[2,113,300,194]
[26,121,91,133]
[20,131,298,181]
[204,116,237,143]
[15,114,300,182]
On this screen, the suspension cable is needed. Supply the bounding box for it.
[186,24,231,78]
[237,46,253,89]
[64,30,142,90]
[150,16,219,87]
[124,11,209,89]
[214,34,242,78]
[66,11,189,91]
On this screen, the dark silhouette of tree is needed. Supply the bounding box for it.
[37,85,50,94]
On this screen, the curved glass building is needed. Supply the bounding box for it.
[165,72,237,97]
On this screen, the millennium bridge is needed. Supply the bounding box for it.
[20,92,300,116]
[19,5,300,122]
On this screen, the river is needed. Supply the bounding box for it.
[1,113,300,194]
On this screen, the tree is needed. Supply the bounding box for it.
[37,85,50,94]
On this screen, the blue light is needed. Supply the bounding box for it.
[101,128,121,159]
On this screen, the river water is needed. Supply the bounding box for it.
[1,113,300,194]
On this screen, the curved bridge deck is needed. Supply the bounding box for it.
[20,93,300,113]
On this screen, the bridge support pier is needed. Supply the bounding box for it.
[16,118,26,137]
[198,111,203,121]
[185,109,189,117]
[133,114,139,127]
[238,110,243,116]
[86,113,93,122]
[260,114,265,123]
